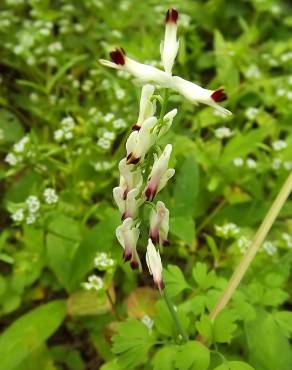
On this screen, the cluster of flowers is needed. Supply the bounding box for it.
[100,8,231,291]
[54,116,75,142]
[5,135,31,166]
[11,188,58,224]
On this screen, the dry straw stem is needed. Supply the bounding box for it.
[210,172,292,322]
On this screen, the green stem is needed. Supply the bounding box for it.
[209,172,292,322]
[162,289,189,343]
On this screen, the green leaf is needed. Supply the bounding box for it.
[245,310,292,370]
[173,155,199,216]
[112,319,155,370]
[17,344,57,370]
[192,262,216,289]
[152,346,177,370]
[213,309,237,343]
[228,361,255,370]
[170,215,195,245]
[196,315,212,342]
[174,341,210,370]
[0,300,66,370]
[0,109,24,144]
[273,311,292,338]
[164,265,191,297]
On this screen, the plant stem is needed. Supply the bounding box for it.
[209,172,292,322]
[106,289,122,321]
[162,290,189,343]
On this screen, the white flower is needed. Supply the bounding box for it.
[144,144,175,201]
[5,153,20,166]
[282,233,292,249]
[113,186,141,220]
[54,129,64,141]
[215,223,240,239]
[272,158,282,170]
[156,108,177,138]
[126,116,158,164]
[94,252,115,269]
[246,158,257,169]
[97,137,111,150]
[11,208,24,222]
[99,48,173,87]
[149,201,169,246]
[118,158,143,198]
[116,89,125,100]
[26,212,38,225]
[25,195,40,213]
[283,161,292,171]
[245,107,259,120]
[276,88,286,97]
[83,275,104,291]
[141,315,154,330]
[43,188,58,204]
[215,126,233,139]
[171,76,232,116]
[246,64,261,79]
[272,140,287,151]
[262,241,277,256]
[113,118,127,129]
[103,131,115,140]
[104,113,114,122]
[146,239,164,291]
[133,84,156,130]
[237,236,251,254]
[13,136,29,153]
[116,217,141,269]
[61,116,75,131]
[48,41,63,53]
[161,8,179,75]
[233,157,244,167]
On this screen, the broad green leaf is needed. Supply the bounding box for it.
[245,310,292,370]
[152,346,177,370]
[173,155,199,216]
[174,341,210,370]
[17,344,56,370]
[0,300,66,370]
[100,360,121,370]
[170,215,195,245]
[213,309,237,343]
[192,262,216,289]
[0,109,24,144]
[164,265,191,297]
[273,311,292,338]
[228,361,255,370]
[112,319,156,369]
[196,315,212,342]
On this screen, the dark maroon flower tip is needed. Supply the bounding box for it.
[156,279,165,291]
[150,233,159,245]
[109,48,125,65]
[165,8,178,24]
[162,239,170,247]
[126,153,140,165]
[130,260,139,270]
[121,212,126,221]
[144,188,153,201]
[211,89,227,102]
[123,250,132,262]
[132,124,141,131]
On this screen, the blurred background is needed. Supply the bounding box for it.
[0,0,291,369]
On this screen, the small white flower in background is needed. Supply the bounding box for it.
[82,79,94,92]
[104,113,114,122]
[88,107,98,116]
[94,252,115,269]
[161,8,179,75]
[83,275,104,291]
[94,161,113,172]
[116,89,125,100]
[144,144,175,201]
[113,118,127,130]
[48,41,63,53]
[25,195,40,213]
[141,315,154,331]
[287,91,292,100]
[54,129,64,142]
[26,212,38,225]
[262,241,277,256]
[146,239,164,291]
[245,64,261,79]
[233,157,244,167]
[288,76,292,85]
[272,140,287,151]
[246,158,257,169]
[5,153,20,166]
[245,107,259,121]
[215,223,240,239]
[61,116,75,132]
[282,233,292,249]
[214,126,233,139]
[272,158,282,170]
[283,161,292,171]
[149,201,169,246]
[13,136,29,153]
[43,188,58,205]
[11,208,24,222]
[54,117,75,142]
[103,131,115,141]
[276,88,286,97]
[280,51,292,63]
[116,218,141,269]
[97,137,111,150]
[237,236,251,254]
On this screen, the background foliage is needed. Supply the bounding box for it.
[0,0,291,369]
